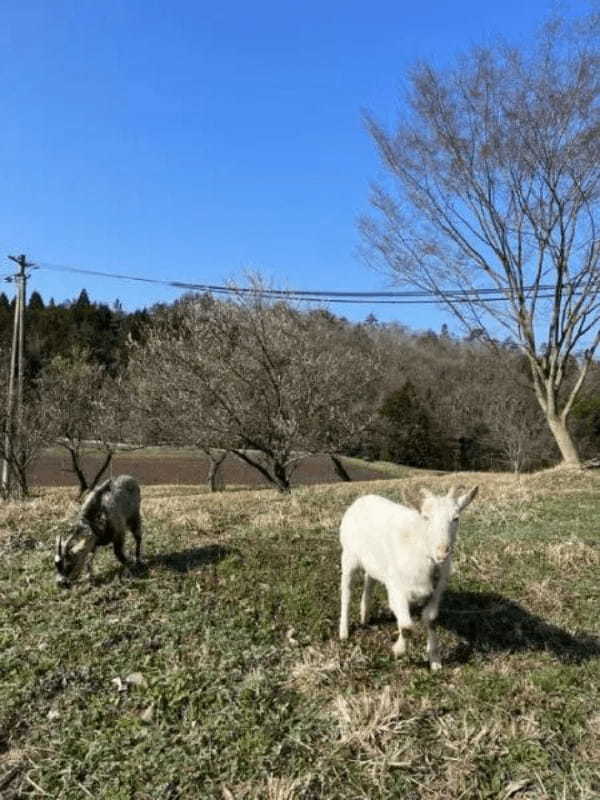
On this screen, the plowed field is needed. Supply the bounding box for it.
[30,451,384,488]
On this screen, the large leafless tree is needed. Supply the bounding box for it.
[361,15,600,467]
[129,284,383,491]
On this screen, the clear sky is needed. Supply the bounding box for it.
[0,0,588,331]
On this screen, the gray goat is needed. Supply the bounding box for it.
[54,475,143,588]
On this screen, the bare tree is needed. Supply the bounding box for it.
[485,394,554,473]
[127,353,230,492]
[361,15,600,467]
[40,348,136,496]
[0,353,56,498]
[129,283,383,492]
[0,396,55,498]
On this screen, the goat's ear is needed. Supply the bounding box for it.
[419,487,434,514]
[457,485,478,511]
[80,479,110,517]
[401,488,420,510]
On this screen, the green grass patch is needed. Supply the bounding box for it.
[1,471,600,797]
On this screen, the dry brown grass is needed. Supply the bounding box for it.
[222,775,309,799]
[3,464,595,538]
[2,466,600,798]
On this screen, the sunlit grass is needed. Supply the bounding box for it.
[1,469,600,797]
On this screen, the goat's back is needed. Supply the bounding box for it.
[101,475,141,519]
[340,494,423,582]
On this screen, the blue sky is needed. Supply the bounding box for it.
[0,0,587,330]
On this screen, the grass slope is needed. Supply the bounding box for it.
[1,471,600,798]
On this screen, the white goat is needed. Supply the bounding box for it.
[339,486,478,670]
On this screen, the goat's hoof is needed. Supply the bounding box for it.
[392,640,406,658]
[430,661,442,672]
[339,631,349,641]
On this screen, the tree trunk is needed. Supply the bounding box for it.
[547,414,582,468]
[205,449,227,492]
[13,461,28,499]
[272,461,292,493]
[530,369,583,469]
[207,458,218,492]
[66,445,89,496]
[330,454,352,482]
[88,451,114,494]
[232,449,291,493]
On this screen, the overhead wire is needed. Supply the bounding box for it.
[31,260,578,306]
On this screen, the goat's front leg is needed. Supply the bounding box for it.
[425,622,442,671]
[113,534,130,568]
[422,558,451,625]
[422,596,442,670]
[422,558,451,670]
[388,589,412,658]
[86,548,97,584]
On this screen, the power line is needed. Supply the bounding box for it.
[33,259,576,305]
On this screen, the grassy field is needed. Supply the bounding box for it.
[1,469,600,798]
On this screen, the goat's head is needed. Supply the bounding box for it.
[54,520,94,588]
[420,485,478,565]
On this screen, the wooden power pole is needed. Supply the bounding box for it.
[1,254,34,496]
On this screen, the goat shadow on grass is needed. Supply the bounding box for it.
[437,590,600,665]
[146,544,231,574]
[367,590,600,666]
[80,545,231,587]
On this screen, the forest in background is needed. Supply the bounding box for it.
[0,286,599,496]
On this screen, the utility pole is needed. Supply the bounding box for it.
[1,255,34,497]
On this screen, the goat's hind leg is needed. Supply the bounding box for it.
[129,512,143,564]
[339,550,358,641]
[360,573,374,625]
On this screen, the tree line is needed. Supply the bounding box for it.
[0,288,149,377]
[1,282,599,498]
